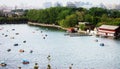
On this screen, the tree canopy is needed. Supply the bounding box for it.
[26,7,120,27]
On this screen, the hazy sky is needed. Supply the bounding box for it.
[0,0,120,9]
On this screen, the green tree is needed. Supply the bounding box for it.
[89,7,107,17]
[57,9,72,21]
[75,11,84,22]
[109,10,120,18]
[84,14,93,22]
[26,9,39,22]
[25,7,120,27]
[101,14,108,22]
[59,14,78,28]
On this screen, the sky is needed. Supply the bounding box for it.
[0,0,120,9]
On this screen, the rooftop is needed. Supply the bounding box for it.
[99,25,119,30]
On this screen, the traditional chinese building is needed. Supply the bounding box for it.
[97,25,120,38]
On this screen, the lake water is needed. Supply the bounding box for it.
[0,24,120,69]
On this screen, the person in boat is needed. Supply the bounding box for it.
[22,59,29,64]
[47,64,51,69]
[14,43,19,46]
[5,35,8,37]
[12,29,15,31]
[41,31,43,33]
[69,64,73,69]
[47,55,51,61]
[30,50,33,53]
[2,33,4,35]
[0,61,7,67]
[23,40,26,43]
[7,49,11,52]
[0,63,7,67]
[15,33,19,35]
[10,37,15,39]
[34,63,39,69]
[18,67,21,69]
[43,37,45,39]
[19,49,24,53]
[95,39,98,42]
[45,34,48,37]
[100,43,104,46]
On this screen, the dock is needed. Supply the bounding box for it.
[64,33,92,37]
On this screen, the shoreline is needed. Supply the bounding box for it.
[28,22,68,30]
[0,21,27,24]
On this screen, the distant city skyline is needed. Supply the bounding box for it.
[0,0,120,9]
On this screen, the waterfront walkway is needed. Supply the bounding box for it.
[28,22,68,30]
